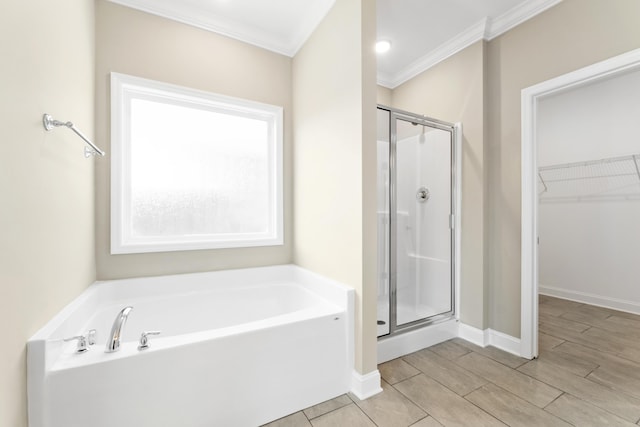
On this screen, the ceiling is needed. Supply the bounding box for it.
[108,0,562,88]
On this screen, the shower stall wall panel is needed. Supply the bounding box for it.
[396,130,452,326]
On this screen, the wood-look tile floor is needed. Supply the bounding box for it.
[264,296,640,426]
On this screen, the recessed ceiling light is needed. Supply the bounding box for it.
[376,40,391,54]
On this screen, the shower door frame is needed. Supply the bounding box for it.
[379,105,461,338]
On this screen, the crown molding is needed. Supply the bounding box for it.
[381,18,488,89]
[487,0,563,39]
[376,72,395,89]
[107,0,335,57]
[378,0,564,89]
[289,0,336,55]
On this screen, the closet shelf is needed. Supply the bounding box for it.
[538,153,640,202]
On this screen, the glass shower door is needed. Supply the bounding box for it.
[377,106,456,338]
[393,115,454,328]
[376,108,391,336]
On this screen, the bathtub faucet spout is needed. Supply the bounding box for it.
[105,306,133,353]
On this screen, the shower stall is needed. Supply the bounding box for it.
[376,105,460,349]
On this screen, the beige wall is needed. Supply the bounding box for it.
[487,0,640,337]
[0,1,96,426]
[387,0,640,338]
[95,1,293,279]
[391,41,488,330]
[361,0,378,375]
[377,85,392,105]
[292,0,378,374]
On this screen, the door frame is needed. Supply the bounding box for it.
[520,48,640,359]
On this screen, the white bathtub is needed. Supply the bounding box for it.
[27,265,354,427]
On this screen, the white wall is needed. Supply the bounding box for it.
[538,69,640,166]
[0,2,96,426]
[538,68,640,312]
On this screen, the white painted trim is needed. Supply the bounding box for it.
[377,72,395,90]
[107,0,293,56]
[521,48,640,361]
[350,370,382,400]
[457,323,487,347]
[378,0,564,89]
[109,0,560,87]
[487,329,521,357]
[377,319,458,363]
[110,72,284,254]
[457,324,521,357]
[384,19,488,89]
[106,0,335,57]
[486,0,563,40]
[540,286,640,316]
[288,0,337,55]
[520,83,538,360]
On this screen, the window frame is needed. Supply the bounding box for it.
[110,72,283,254]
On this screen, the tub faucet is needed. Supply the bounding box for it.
[105,306,133,353]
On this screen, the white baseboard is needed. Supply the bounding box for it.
[458,323,522,357]
[375,320,522,369]
[377,319,458,364]
[540,286,640,315]
[350,370,382,400]
[457,323,488,347]
[488,328,521,356]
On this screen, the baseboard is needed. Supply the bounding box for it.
[487,328,521,356]
[458,323,522,357]
[377,319,458,363]
[457,323,488,347]
[540,286,640,315]
[376,320,522,366]
[350,370,382,400]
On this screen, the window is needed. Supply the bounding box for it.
[110,73,283,254]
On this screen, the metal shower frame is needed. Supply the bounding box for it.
[377,105,459,338]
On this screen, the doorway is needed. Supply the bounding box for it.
[520,48,640,359]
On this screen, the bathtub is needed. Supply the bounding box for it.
[27,265,354,427]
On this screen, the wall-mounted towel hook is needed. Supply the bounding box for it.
[43,114,106,158]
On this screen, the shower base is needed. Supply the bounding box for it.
[377,297,450,337]
[377,317,458,363]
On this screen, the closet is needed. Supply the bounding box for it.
[537,69,640,313]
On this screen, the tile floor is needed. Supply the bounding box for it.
[264,296,640,426]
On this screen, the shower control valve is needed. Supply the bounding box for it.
[416,187,430,203]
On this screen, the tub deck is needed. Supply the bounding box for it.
[28,265,354,427]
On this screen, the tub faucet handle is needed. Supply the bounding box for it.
[64,335,89,353]
[138,331,161,350]
[87,329,97,346]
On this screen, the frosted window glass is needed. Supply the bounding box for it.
[110,72,283,254]
[130,99,270,237]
